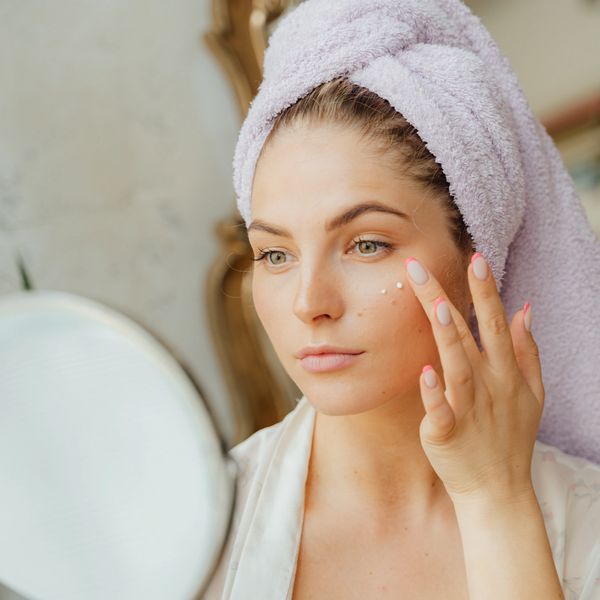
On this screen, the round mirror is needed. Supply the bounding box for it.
[0,290,236,600]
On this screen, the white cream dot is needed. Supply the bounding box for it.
[381,289,387,294]
[396,281,403,289]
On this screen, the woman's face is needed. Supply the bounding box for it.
[248,121,472,416]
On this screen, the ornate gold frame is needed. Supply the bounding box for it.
[203,0,303,448]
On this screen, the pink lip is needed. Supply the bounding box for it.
[295,345,364,359]
[299,352,364,373]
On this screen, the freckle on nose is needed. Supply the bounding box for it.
[357,311,363,317]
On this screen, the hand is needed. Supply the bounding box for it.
[404,253,544,507]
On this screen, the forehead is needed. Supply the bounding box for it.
[251,122,437,223]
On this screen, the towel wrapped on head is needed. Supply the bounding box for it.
[232,0,600,464]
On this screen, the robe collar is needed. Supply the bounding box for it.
[226,396,315,599]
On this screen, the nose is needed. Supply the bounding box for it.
[292,263,344,324]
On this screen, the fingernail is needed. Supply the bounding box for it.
[523,302,532,331]
[471,252,488,281]
[434,296,452,326]
[423,365,438,388]
[405,257,429,285]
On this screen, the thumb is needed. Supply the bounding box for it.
[511,302,544,406]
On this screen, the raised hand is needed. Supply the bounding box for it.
[404,253,544,507]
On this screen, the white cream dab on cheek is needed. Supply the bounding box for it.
[381,281,404,294]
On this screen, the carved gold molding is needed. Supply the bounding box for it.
[203,0,303,448]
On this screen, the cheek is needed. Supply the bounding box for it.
[251,274,273,327]
[373,294,427,337]
[251,273,290,343]
[355,286,438,368]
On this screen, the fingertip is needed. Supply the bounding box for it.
[471,252,489,282]
[422,364,437,388]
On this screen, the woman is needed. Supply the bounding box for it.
[204,1,600,598]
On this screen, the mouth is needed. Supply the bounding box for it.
[298,351,365,373]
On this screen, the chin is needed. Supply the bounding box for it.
[299,381,392,417]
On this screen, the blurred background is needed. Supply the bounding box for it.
[0,0,599,462]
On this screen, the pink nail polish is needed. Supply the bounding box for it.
[471,252,488,281]
[405,257,429,285]
[422,365,437,388]
[434,296,452,326]
[523,302,532,331]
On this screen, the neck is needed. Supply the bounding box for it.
[306,391,453,526]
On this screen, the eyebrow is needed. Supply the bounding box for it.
[247,200,410,237]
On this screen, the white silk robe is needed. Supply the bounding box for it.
[203,396,600,600]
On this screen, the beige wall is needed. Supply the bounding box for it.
[466,0,600,116]
[0,0,241,443]
[466,0,600,234]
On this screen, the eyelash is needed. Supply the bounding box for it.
[252,237,394,267]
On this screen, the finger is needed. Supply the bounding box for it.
[405,257,481,411]
[469,252,518,375]
[404,257,482,367]
[510,302,545,407]
[419,365,456,441]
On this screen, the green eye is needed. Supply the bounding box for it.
[354,238,392,255]
[267,251,286,265]
[252,238,394,270]
[252,249,288,265]
[357,240,378,254]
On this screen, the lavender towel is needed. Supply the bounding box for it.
[232,0,600,464]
